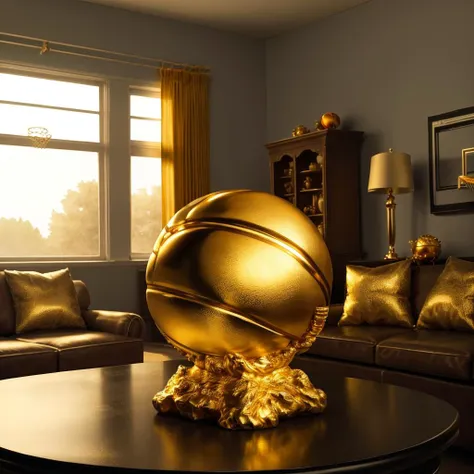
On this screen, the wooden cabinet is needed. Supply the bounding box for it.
[266,129,364,303]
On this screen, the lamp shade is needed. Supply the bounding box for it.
[368,149,414,194]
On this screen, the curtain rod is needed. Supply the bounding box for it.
[0,32,210,73]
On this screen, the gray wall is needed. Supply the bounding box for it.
[0,0,267,312]
[266,0,474,260]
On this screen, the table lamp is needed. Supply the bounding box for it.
[368,148,413,260]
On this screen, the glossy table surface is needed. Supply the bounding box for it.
[0,360,459,473]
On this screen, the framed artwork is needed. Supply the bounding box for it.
[429,106,474,214]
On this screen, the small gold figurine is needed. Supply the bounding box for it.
[409,234,441,264]
[314,121,325,131]
[146,190,333,429]
[284,181,293,194]
[303,176,312,189]
[292,125,310,137]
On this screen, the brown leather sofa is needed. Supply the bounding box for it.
[0,274,144,380]
[298,259,474,452]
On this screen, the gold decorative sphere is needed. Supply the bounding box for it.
[320,112,341,129]
[409,234,441,263]
[146,190,333,359]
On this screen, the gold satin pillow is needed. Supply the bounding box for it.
[339,259,413,328]
[417,257,474,332]
[5,268,86,334]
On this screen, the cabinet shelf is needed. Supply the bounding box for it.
[300,188,322,193]
[267,129,364,304]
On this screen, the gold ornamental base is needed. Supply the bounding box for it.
[153,363,327,429]
[152,308,330,429]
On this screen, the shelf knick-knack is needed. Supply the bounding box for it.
[304,177,312,189]
[318,195,324,213]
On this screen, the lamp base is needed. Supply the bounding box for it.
[384,190,398,261]
[384,247,399,260]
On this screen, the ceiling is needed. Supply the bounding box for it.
[80,0,371,38]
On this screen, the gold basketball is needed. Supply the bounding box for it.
[146,190,332,359]
[320,112,341,129]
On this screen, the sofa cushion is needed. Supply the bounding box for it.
[339,259,414,328]
[411,264,444,318]
[376,330,474,381]
[307,326,411,364]
[0,338,57,379]
[5,269,86,334]
[417,257,474,332]
[17,330,143,371]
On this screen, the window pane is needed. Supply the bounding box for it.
[131,118,161,143]
[131,156,162,255]
[0,73,100,111]
[0,104,100,142]
[130,95,161,119]
[0,145,100,257]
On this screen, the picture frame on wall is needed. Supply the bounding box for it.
[429,106,474,214]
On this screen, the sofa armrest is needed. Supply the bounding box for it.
[326,304,344,326]
[82,310,145,338]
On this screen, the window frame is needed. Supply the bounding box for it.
[0,63,108,262]
[129,86,162,260]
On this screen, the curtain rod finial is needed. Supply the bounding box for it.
[40,41,50,55]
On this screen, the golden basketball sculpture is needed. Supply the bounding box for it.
[146,190,333,429]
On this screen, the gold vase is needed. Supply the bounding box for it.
[318,195,324,213]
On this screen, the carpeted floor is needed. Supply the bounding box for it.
[143,343,474,473]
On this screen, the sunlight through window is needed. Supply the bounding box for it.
[0,70,103,259]
[130,91,162,256]
[0,146,100,257]
[0,73,100,111]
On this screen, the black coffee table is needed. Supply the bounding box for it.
[0,360,458,474]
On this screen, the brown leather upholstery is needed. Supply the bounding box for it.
[376,330,474,380]
[0,338,57,379]
[304,259,474,452]
[82,310,145,338]
[308,326,411,364]
[326,304,344,326]
[0,273,15,336]
[73,280,91,311]
[17,330,143,371]
[411,264,444,319]
[0,274,144,378]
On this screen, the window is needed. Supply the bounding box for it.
[130,90,162,257]
[0,69,104,260]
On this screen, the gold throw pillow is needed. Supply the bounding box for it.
[5,268,86,334]
[339,259,413,328]
[417,257,474,332]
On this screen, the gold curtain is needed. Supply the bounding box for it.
[160,67,210,226]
